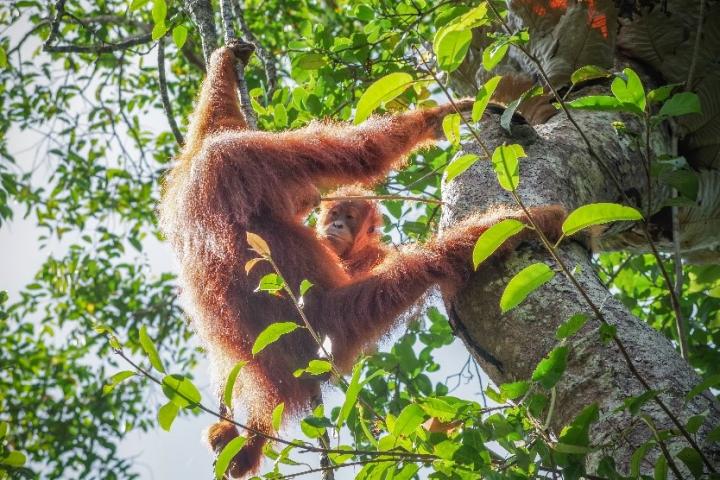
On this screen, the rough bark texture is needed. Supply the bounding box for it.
[441,110,720,474]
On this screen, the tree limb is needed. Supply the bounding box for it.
[158,39,184,145]
[233,0,278,100]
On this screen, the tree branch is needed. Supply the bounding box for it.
[157,39,184,145]
[185,0,218,63]
[233,0,278,100]
[219,0,258,129]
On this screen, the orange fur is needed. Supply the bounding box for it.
[158,45,565,478]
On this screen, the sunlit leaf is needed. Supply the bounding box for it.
[139,325,166,373]
[162,374,202,408]
[472,75,502,122]
[483,41,509,71]
[532,346,568,389]
[473,219,525,269]
[499,380,530,400]
[500,263,555,313]
[215,436,247,480]
[562,203,642,236]
[102,370,136,395]
[564,95,626,112]
[338,361,364,427]
[224,361,248,408]
[555,313,588,340]
[354,73,414,124]
[172,25,188,49]
[491,144,525,191]
[392,404,425,437]
[570,65,611,85]
[442,113,461,145]
[272,403,285,431]
[255,273,285,294]
[0,451,26,467]
[293,359,332,377]
[445,153,479,184]
[158,401,179,431]
[252,322,300,355]
[611,68,646,113]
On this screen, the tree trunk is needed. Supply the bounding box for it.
[441,108,720,474]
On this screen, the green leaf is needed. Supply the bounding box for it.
[272,402,285,431]
[338,362,363,427]
[654,455,668,480]
[599,322,616,344]
[677,447,703,479]
[299,279,313,297]
[499,380,530,400]
[500,263,555,313]
[434,28,472,73]
[215,436,247,480]
[172,25,188,48]
[130,0,151,11]
[472,75,502,122]
[442,113,461,145]
[274,103,288,128]
[151,21,167,40]
[532,346,568,389]
[162,374,202,408]
[444,153,479,184]
[0,451,26,467]
[554,443,591,454]
[618,389,660,416]
[0,422,7,439]
[293,359,332,377]
[658,92,701,118]
[0,46,7,69]
[570,65,610,85]
[555,313,589,340]
[687,374,720,400]
[158,401,179,431]
[647,83,682,103]
[296,53,326,70]
[223,361,248,407]
[564,95,626,112]
[611,68,646,113]
[562,203,642,236]
[686,415,706,434]
[252,322,300,355]
[433,2,489,72]
[500,86,542,133]
[419,398,458,422]
[491,143,525,192]
[708,425,720,442]
[139,325,166,373]
[472,219,525,269]
[255,273,285,294]
[102,370,136,395]
[558,403,599,450]
[483,41,509,71]
[354,72,414,124]
[151,0,167,23]
[630,442,654,477]
[393,404,425,437]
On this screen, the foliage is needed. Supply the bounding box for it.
[0,0,717,479]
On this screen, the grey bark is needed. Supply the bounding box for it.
[441,108,720,474]
[185,0,218,64]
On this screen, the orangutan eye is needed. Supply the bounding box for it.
[346,214,354,220]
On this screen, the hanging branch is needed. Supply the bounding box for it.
[233,0,278,100]
[157,39,184,145]
[219,0,258,129]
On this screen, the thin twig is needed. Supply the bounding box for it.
[43,0,67,51]
[45,33,153,54]
[279,458,401,479]
[321,194,443,205]
[157,39,184,145]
